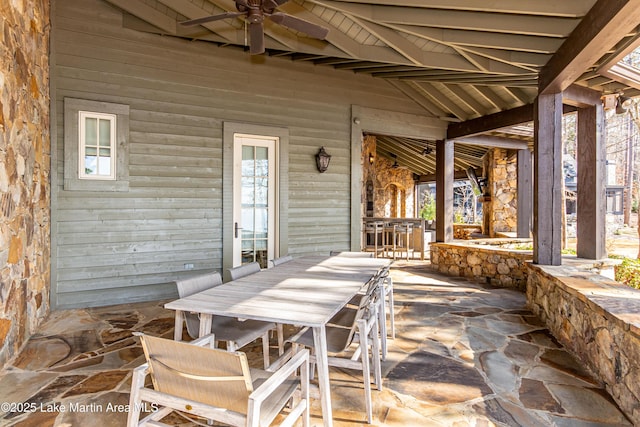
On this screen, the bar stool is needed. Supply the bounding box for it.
[393,222,413,260]
[363,221,384,257]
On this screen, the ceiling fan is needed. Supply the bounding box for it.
[180,0,329,55]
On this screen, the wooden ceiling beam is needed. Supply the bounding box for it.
[539,0,640,94]
[418,169,481,183]
[456,135,529,150]
[447,102,579,139]
[562,84,603,108]
[447,104,534,139]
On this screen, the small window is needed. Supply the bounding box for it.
[79,111,116,180]
[64,98,129,192]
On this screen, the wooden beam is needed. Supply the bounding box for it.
[447,102,578,139]
[562,84,603,108]
[533,93,563,265]
[436,140,454,242]
[517,149,533,238]
[418,169,479,183]
[447,104,534,139]
[456,135,529,150]
[576,104,606,259]
[539,0,640,94]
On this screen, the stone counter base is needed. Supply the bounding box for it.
[527,264,640,424]
[430,242,532,290]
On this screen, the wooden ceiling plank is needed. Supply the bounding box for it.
[275,0,366,57]
[386,80,447,117]
[539,0,640,94]
[504,87,531,104]
[311,1,579,37]
[414,82,469,121]
[105,0,177,34]
[351,18,428,66]
[327,0,593,17]
[397,25,563,54]
[446,84,488,117]
[462,47,549,70]
[156,0,244,43]
[473,86,511,111]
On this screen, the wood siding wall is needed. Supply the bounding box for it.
[51,0,436,308]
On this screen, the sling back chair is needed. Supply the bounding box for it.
[288,278,382,424]
[176,271,277,368]
[128,333,309,427]
[227,262,284,358]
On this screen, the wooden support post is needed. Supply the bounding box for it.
[436,139,453,242]
[576,104,606,259]
[533,93,563,265]
[517,149,533,238]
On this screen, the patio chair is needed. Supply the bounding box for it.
[288,279,382,424]
[228,261,262,280]
[175,272,275,369]
[338,265,394,360]
[270,255,293,267]
[128,333,310,427]
[227,262,285,358]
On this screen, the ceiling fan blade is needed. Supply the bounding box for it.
[269,12,329,39]
[180,12,245,26]
[249,22,265,55]
[263,0,289,10]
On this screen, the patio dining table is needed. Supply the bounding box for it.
[164,254,390,427]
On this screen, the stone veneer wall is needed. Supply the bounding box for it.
[527,264,640,424]
[484,148,517,237]
[430,241,532,290]
[362,135,415,218]
[0,0,51,368]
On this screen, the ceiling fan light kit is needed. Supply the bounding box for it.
[180,0,329,55]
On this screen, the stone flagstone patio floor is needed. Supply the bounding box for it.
[0,261,633,426]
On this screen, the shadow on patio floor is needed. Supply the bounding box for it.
[0,261,632,426]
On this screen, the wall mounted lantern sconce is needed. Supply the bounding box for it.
[316,146,331,173]
[616,94,633,114]
[368,152,375,165]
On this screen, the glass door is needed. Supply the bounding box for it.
[233,134,277,268]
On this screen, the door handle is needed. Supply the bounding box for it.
[235,222,242,238]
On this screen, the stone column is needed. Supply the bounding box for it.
[0,1,51,368]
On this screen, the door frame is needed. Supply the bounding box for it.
[222,122,289,281]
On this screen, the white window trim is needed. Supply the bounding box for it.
[78,111,117,180]
[64,98,129,192]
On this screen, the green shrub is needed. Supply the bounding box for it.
[614,258,640,290]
